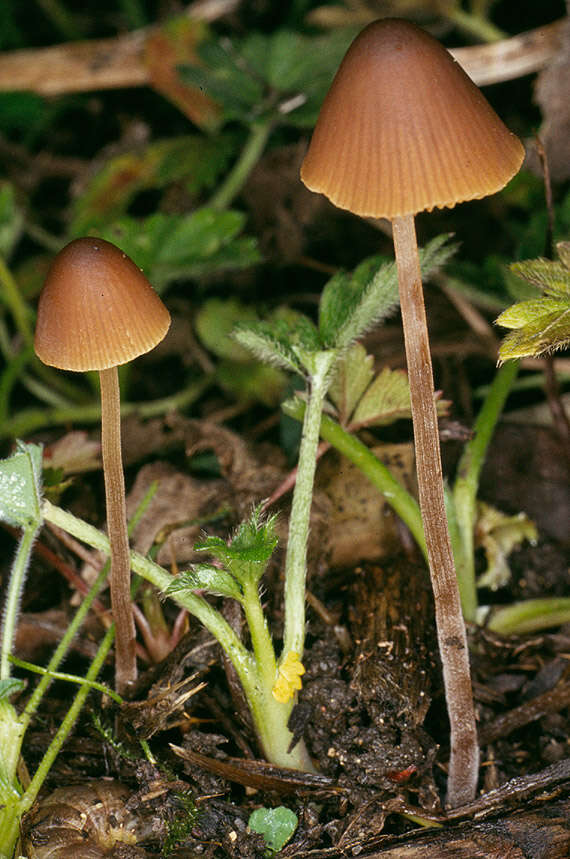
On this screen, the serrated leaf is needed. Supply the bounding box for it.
[194,509,279,588]
[249,805,298,853]
[328,343,374,422]
[197,513,279,566]
[165,565,243,601]
[351,368,412,428]
[97,208,260,290]
[320,234,456,350]
[510,259,569,292]
[233,323,302,375]
[497,250,570,361]
[0,441,43,528]
[179,39,264,121]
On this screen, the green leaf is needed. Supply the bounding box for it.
[232,323,303,375]
[217,361,287,408]
[497,249,570,361]
[196,299,259,361]
[165,566,243,602]
[351,367,412,428]
[0,441,43,528]
[194,509,279,587]
[320,234,456,350]
[328,343,374,423]
[249,806,298,853]
[510,259,569,293]
[0,678,25,700]
[179,39,265,122]
[97,208,260,290]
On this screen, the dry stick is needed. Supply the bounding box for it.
[392,215,479,808]
[0,18,561,97]
[99,367,137,696]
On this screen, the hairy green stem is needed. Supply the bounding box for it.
[0,523,40,681]
[283,353,335,659]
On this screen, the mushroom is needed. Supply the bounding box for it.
[35,237,171,696]
[300,18,524,806]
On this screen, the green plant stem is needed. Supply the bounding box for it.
[443,4,505,42]
[0,256,32,346]
[41,500,313,770]
[241,579,277,690]
[453,359,519,621]
[0,522,40,681]
[283,354,335,659]
[20,562,111,731]
[35,0,84,39]
[17,621,116,820]
[10,656,123,704]
[0,700,25,859]
[210,120,273,210]
[483,597,570,636]
[0,373,213,440]
[315,409,427,561]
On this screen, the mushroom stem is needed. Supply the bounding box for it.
[99,366,137,696]
[392,214,479,807]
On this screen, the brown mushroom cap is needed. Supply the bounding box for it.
[300,18,525,219]
[35,237,171,371]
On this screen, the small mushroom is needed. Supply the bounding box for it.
[301,18,524,806]
[35,237,170,695]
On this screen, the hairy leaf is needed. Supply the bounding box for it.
[497,248,570,361]
[0,441,43,528]
[166,565,242,602]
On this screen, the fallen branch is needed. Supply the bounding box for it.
[0,17,562,97]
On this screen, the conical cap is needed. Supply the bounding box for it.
[35,237,171,371]
[301,18,525,219]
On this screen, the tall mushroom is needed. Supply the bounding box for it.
[35,238,171,696]
[300,18,524,806]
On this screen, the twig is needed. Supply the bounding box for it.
[0,17,561,97]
